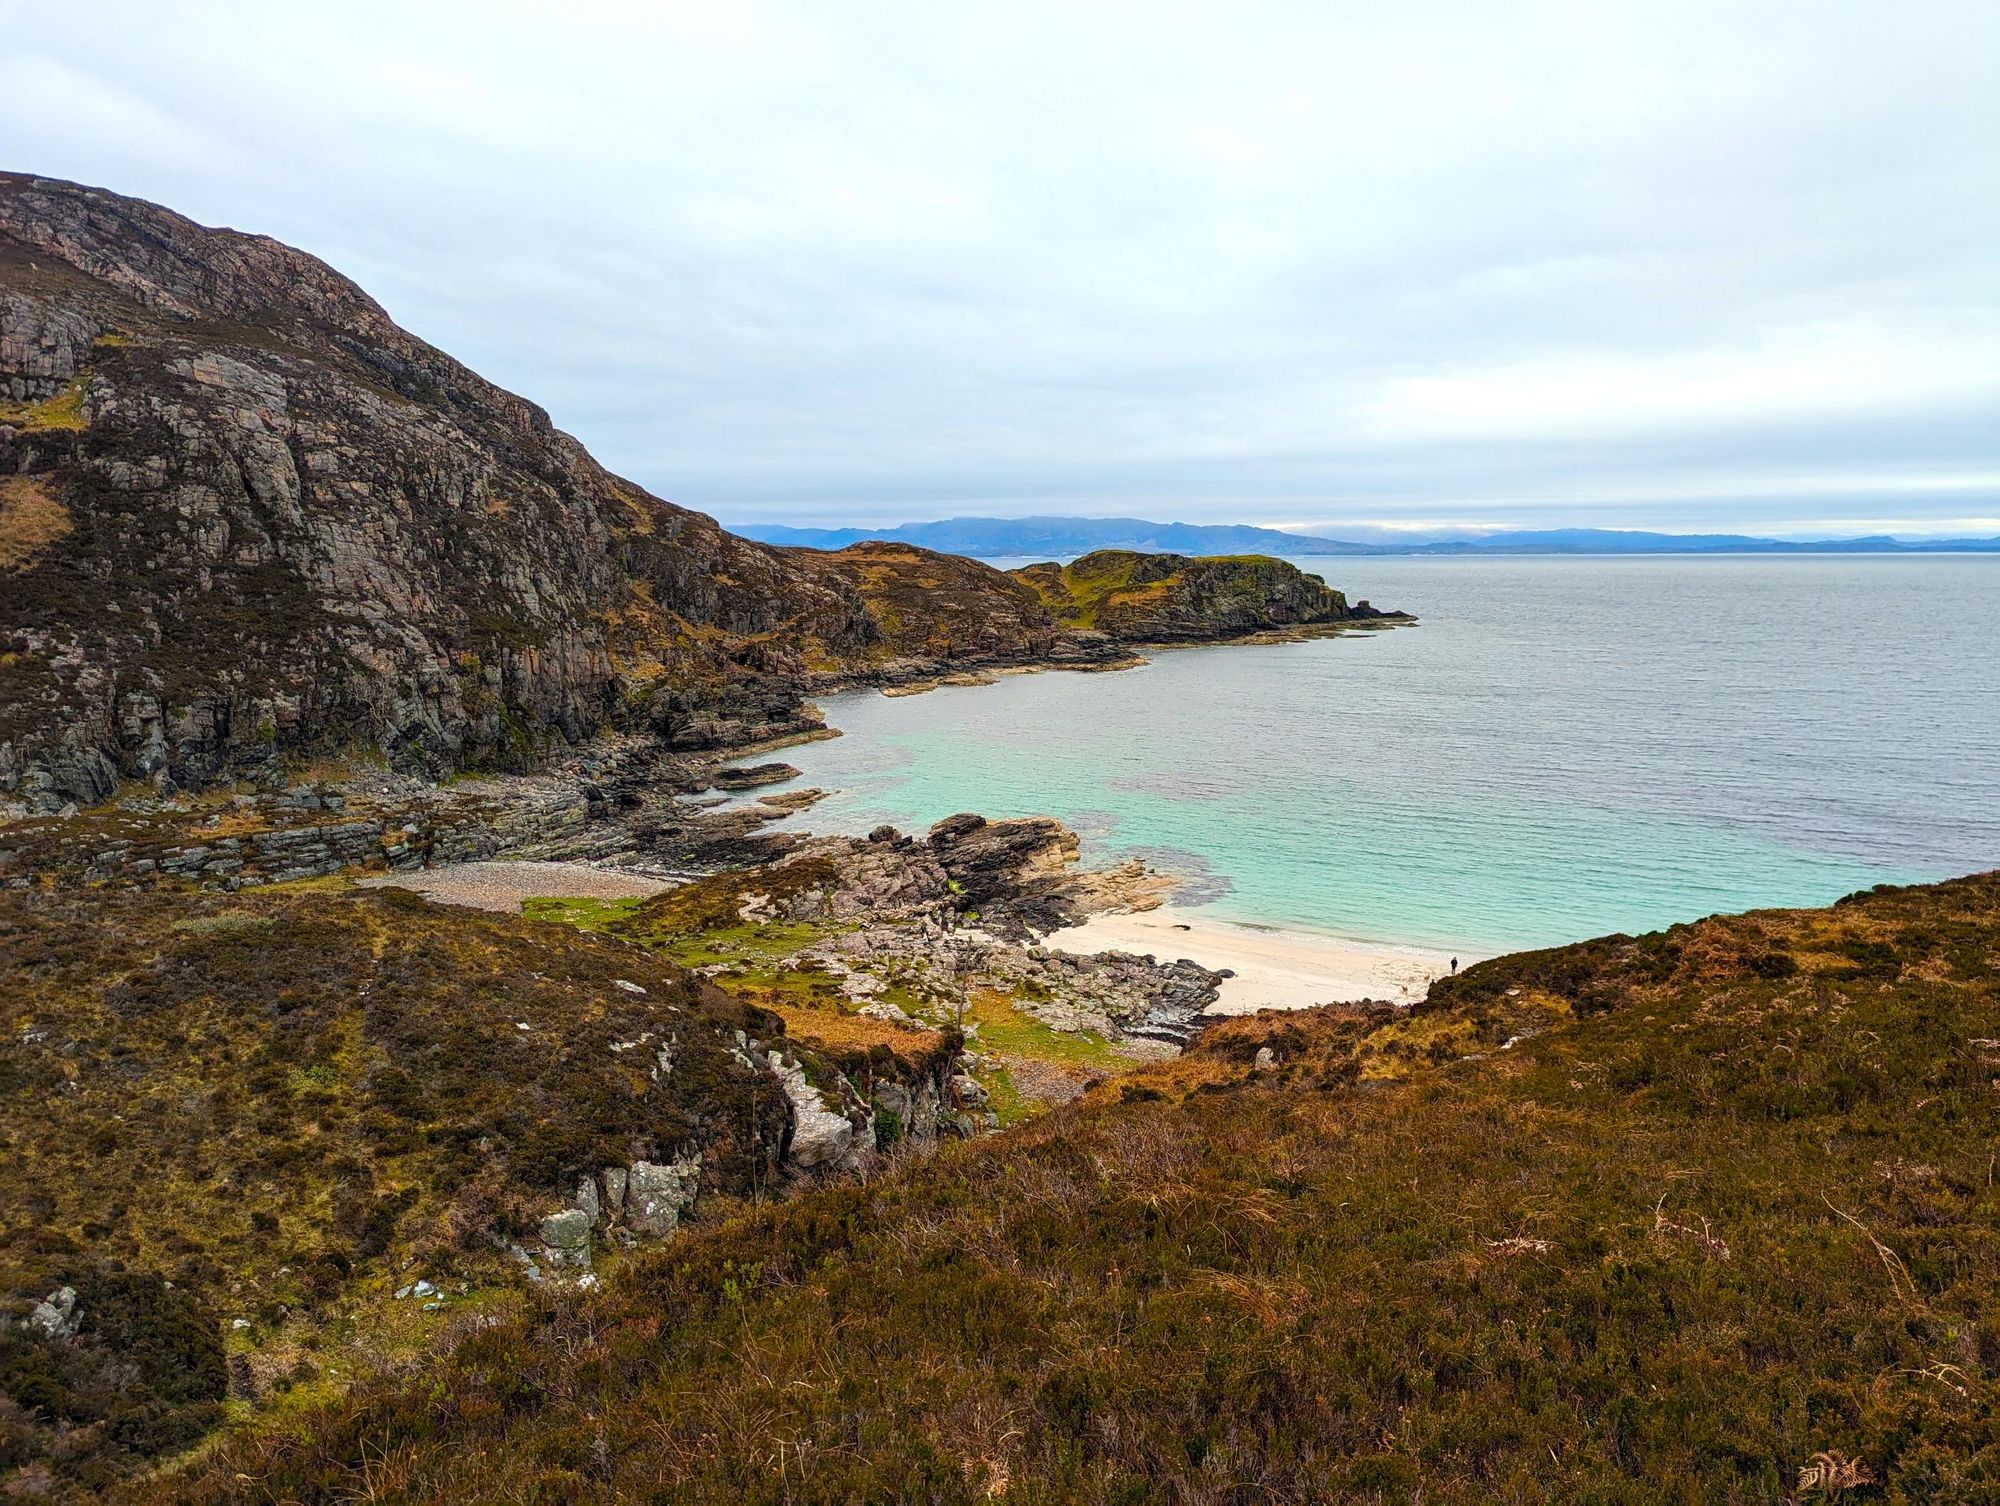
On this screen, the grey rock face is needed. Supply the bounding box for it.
[951,1073,990,1110]
[538,1208,593,1270]
[23,1285,79,1338]
[0,175,862,807]
[599,1165,629,1220]
[627,1155,701,1236]
[768,1050,859,1172]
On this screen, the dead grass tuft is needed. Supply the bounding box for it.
[0,477,71,568]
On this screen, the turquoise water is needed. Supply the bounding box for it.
[761,557,2000,955]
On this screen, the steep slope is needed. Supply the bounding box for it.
[147,872,2000,1503]
[0,881,961,1496]
[0,172,876,809]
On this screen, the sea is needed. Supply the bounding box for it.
[755,556,2000,957]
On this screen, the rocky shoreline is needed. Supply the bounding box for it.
[0,720,1235,1045]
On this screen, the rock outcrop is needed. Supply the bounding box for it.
[1014,549,1407,641]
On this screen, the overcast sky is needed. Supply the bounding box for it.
[6,1,1998,537]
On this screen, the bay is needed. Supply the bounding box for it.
[761,556,2000,955]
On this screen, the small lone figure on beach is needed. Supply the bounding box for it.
[1449,956,1458,975]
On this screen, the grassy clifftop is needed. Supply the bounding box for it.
[1012,549,1386,640]
[139,872,2000,1503]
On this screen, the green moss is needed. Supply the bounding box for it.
[966,989,1127,1072]
[0,374,89,432]
[519,895,648,933]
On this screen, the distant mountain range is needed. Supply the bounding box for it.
[739,515,2000,558]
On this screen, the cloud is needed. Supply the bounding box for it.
[4,0,1996,533]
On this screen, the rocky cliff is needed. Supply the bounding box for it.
[0,175,1396,813]
[1014,548,1408,640]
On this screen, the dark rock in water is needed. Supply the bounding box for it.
[927,812,988,843]
[927,814,1080,921]
[711,762,799,790]
[1348,599,1416,621]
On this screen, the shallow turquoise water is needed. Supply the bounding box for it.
[762,557,2000,955]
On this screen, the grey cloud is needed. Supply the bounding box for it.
[5,1,1996,535]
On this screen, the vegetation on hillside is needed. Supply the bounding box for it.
[137,872,2000,1503]
[0,882,813,1498]
[523,863,1139,1127]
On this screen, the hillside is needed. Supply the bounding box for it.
[0,176,1368,815]
[0,877,971,1496]
[133,872,2000,1503]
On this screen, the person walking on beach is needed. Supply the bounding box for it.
[1449,956,1458,975]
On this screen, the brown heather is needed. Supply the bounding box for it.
[125,872,2000,1504]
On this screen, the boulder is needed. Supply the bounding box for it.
[538,1209,593,1270]
[768,1051,858,1171]
[23,1286,78,1339]
[712,763,799,790]
[627,1155,701,1236]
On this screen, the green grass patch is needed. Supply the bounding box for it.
[964,988,1127,1073]
[518,894,648,933]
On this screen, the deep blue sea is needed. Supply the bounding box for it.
[759,557,2000,956]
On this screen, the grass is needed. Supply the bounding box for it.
[962,987,1127,1072]
[139,871,2000,1503]
[0,476,72,569]
[0,376,89,433]
[519,894,648,933]
[526,885,1142,1124]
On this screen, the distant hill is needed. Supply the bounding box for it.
[739,515,1388,556]
[737,515,2000,558]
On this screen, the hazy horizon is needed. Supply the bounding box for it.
[8,2,1997,537]
[726,511,2000,545]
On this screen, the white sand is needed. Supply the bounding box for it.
[1043,906,1475,1011]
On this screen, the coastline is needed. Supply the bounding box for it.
[1042,905,1473,1010]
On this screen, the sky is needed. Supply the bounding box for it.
[5,1,1998,538]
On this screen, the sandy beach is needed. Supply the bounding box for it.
[357,860,672,913]
[1043,906,1473,1011]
